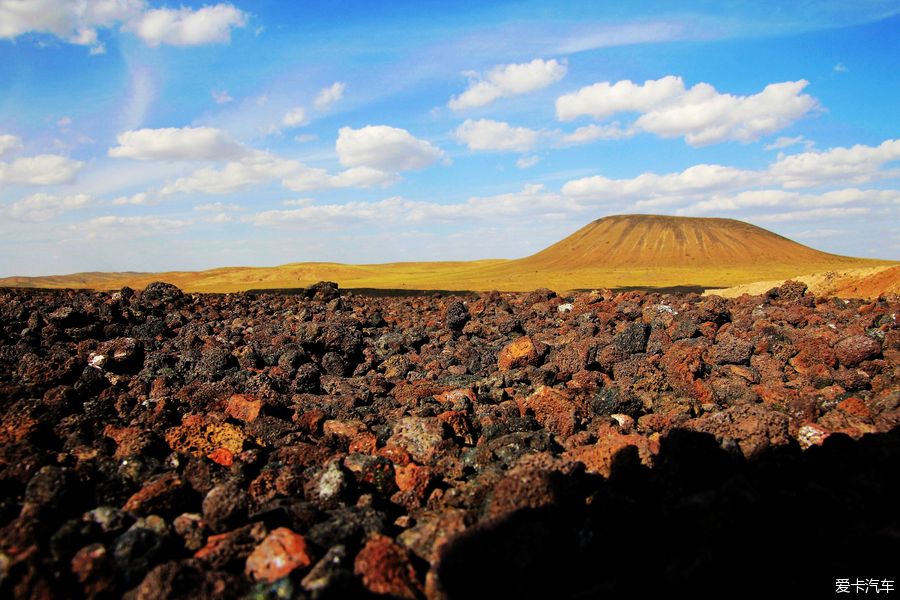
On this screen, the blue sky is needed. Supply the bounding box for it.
[1,0,899,276]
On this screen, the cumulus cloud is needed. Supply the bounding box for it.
[111,192,154,205]
[108,126,249,161]
[161,151,397,195]
[449,58,567,110]
[336,125,444,171]
[769,139,900,188]
[556,75,684,121]
[75,215,189,240]
[246,183,567,228]
[0,0,143,52]
[314,82,345,111]
[194,202,241,212]
[562,164,759,200]
[516,155,541,169]
[556,76,818,146]
[282,107,308,128]
[126,3,247,47]
[689,188,900,213]
[0,133,23,158]
[4,192,91,221]
[752,207,870,223]
[0,1,246,51]
[560,123,635,145]
[764,135,814,151]
[454,119,540,153]
[0,154,85,185]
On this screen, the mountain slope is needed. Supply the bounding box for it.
[514,214,853,270]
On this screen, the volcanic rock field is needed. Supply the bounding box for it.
[0,281,898,598]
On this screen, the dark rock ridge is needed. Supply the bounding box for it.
[0,280,898,598]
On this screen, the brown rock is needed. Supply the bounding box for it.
[498,336,546,371]
[194,523,268,570]
[516,386,578,438]
[165,414,245,461]
[395,463,434,501]
[687,403,791,458]
[386,417,448,465]
[354,534,423,599]
[397,509,467,562]
[225,394,262,423]
[563,430,658,477]
[834,335,881,367]
[122,472,186,516]
[245,527,313,583]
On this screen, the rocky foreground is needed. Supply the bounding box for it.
[0,282,898,599]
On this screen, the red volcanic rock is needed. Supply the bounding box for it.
[395,463,434,501]
[0,282,898,598]
[386,417,448,465]
[563,429,659,477]
[517,386,579,439]
[354,534,424,599]
[245,527,313,583]
[498,335,547,371]
[687,403,791,459]
[659,340,714,404]
[225,394,262,423]
[834,335,881,367]
[122,472,187,517]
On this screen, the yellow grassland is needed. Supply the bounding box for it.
[2,216,895,294]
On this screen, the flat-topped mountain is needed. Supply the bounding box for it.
[0,215,893,294]
[515,214,848,270]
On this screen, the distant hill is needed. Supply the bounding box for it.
[1,215,894,293]
[515,214,849,270]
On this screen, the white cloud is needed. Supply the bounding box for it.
[689,188,900,213]
[161,150,398,196]
[75,215,189,240]
[769,139,900,188]
[764,135,814,151]
[4,192,91,221]
[0,154,85,185]
[294,133,318,143]
[556,75,684,121]
[314,82,345,111]
[108,126,249,161]
[212,89,233,104]
[111,192,154,205]
[56,116,72,128]
[560,123,635,145]
[127,3,247,47]
[454,119,540,153]
[449,58,567,110]
[161,152,299,195]
[562,163,759,200]
[792,228,844,240]
[556,76,818,146]
[516,155,541,169]
[194,202,241,212]
[0,133,22,158]
[0,0,143,53]
[0,1,245,51]
[247,184,570,229]
[752,207,870,223]
[336,125,444,171]
[282,106,308,128]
